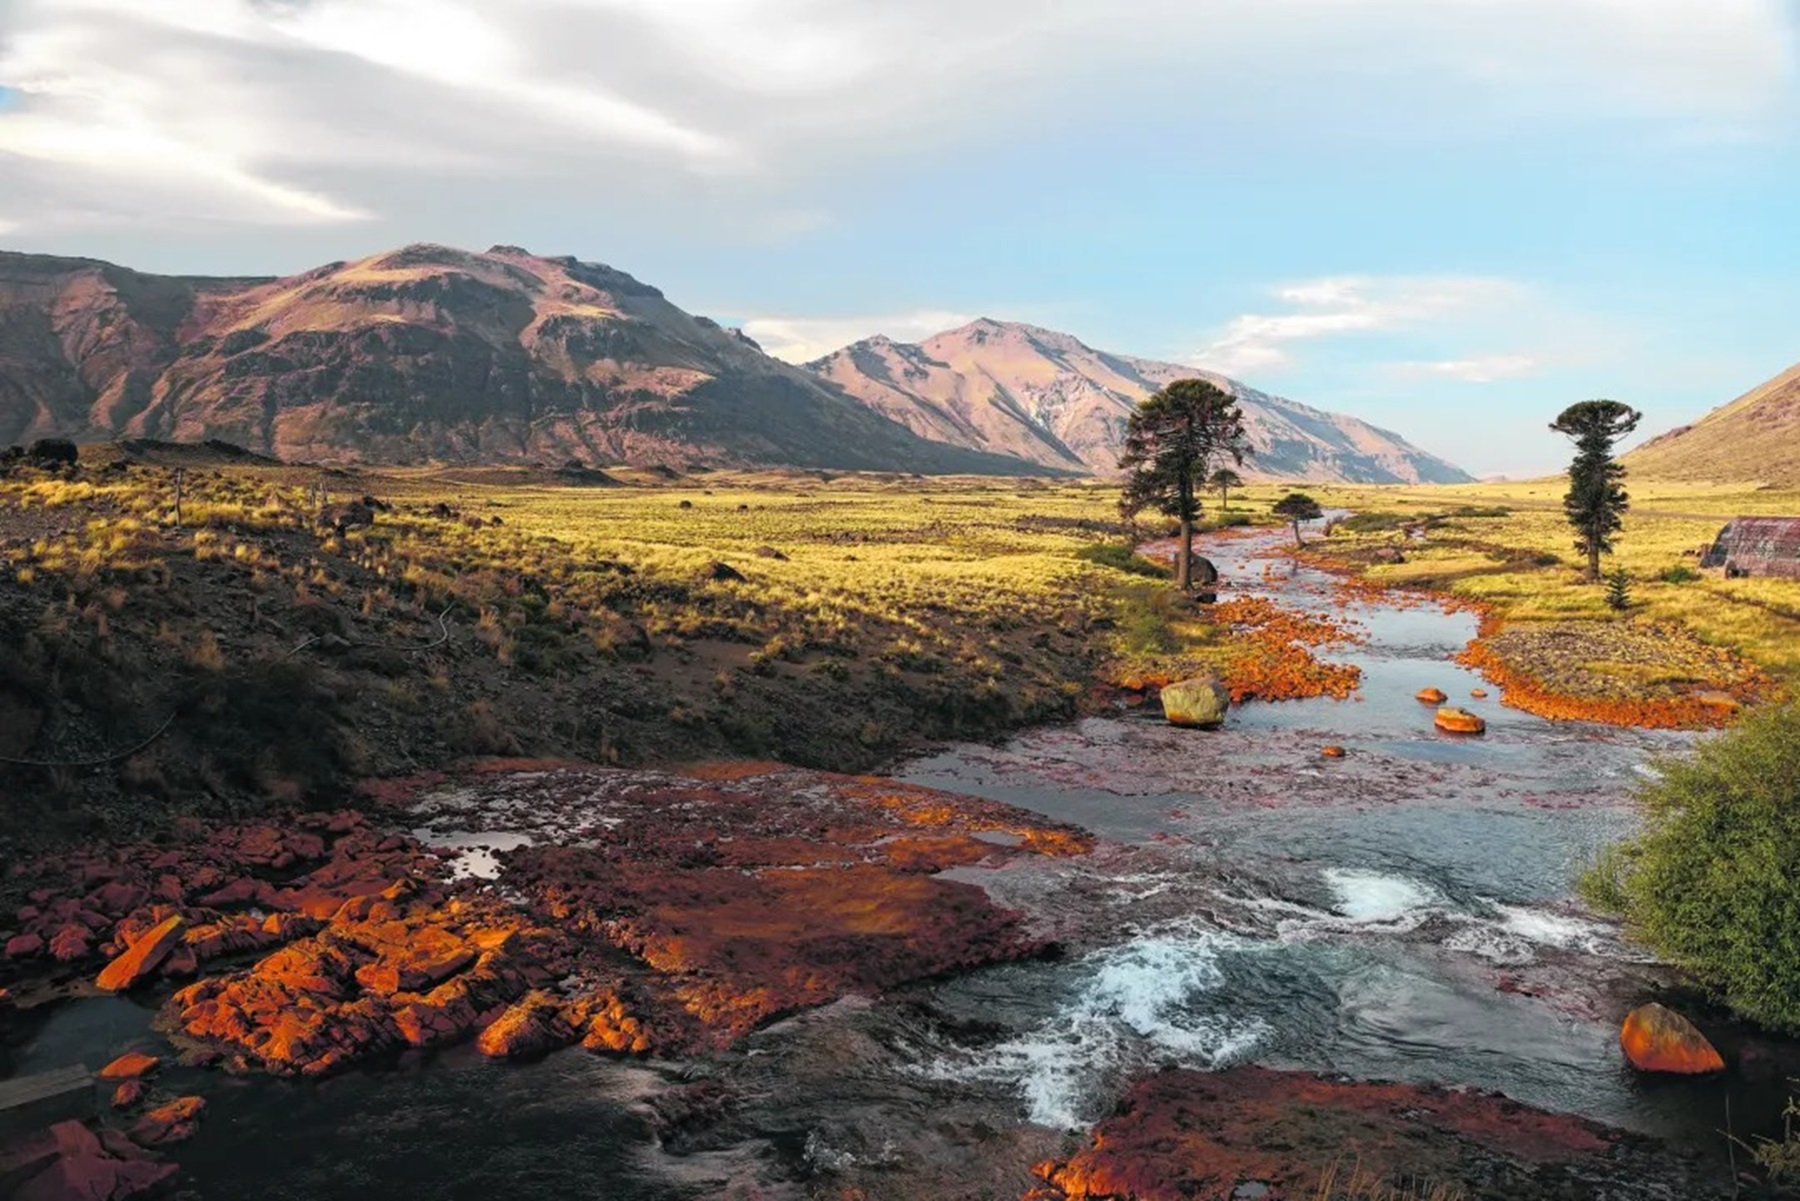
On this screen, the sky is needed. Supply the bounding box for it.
[0,0,1796,476]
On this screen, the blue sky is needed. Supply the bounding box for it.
[0,0,1795,476]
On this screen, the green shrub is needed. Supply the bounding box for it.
[1074,542,1168,578]
[1446,505,1512,519]
[1580,704,1800,1029]
[1335,511,1413,534]
[1113,582,1180,656]
[1659,565,1701,584]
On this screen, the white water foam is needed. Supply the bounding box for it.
[411,829,535,880]
[920,922,1268,1129]
[1322,868,1441,923]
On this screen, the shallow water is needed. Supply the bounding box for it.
[898,528,1780,1155]
[7,524,1774,1197]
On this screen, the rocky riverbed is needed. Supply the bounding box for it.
[3,525,1794,1200]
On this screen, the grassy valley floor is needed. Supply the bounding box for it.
[1269,478,1800,726]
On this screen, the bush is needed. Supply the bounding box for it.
[1446,505,1511,519]
[1334,512,1413,534]
[1581,704,1800,1029]
[1659,565,1701,584]
[1074,542,1168,579]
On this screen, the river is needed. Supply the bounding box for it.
[3,524,1781,1199]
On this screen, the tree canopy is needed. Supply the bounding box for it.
[1272,492,1323,546]
[1118,379,1249,590]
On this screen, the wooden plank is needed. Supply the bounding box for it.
[0,1065,93,1138]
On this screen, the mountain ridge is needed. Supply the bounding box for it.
[0,244,1043,474]
[1624,359,1800,485]
[806,318,1472,483]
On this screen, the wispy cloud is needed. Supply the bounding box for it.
[1192,276,1529,377]
[0,0,1790,239]
[1386,355,1542,384]
[739,309,975,362]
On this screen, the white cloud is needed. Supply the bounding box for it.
[0,0,1791,238]
[1192,276,1528,377]
[739,309,976,362]
[1387,355,1543,383]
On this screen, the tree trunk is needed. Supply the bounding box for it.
[1177,516,1193,591]
[1586,543,1601,583]
[1292,519,1304,548]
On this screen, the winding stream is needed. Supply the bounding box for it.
[4,524,1778,1198]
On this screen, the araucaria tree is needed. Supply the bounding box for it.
[1550,400,1642,582]
[1272,492,1323,547]
[1208,467,1244,514]
[1119,379,1250,591]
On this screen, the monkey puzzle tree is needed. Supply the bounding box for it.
[1118,379,1250,591]
[1272,491,1323,547]
[1207,467,1244,514]
[1550,399,1642,582]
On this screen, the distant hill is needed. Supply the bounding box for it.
[806,319,1471,484]
[0,245,1040,474]
[1625,361,1800,485]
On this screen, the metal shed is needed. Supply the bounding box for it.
[1700,517,1800,579]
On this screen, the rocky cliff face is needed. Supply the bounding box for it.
[807,318,1472,483]
[0,245,1037,473]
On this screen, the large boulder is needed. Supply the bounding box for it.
[1161,676,1230,729]
[1620,1003,1724,1074]
[95,915,187,992]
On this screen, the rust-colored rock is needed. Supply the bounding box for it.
[1620,1003,1725,1074]
[96,1052,160,1080]
[1031,1067,1618,1201]
[14,1121,177,1201]
[1416,687,1449,704]
[110,1080,149,1109]
[1320,745,1347,759]
[5,931,44,958]
[129,1095,206,1147]
[1471,687,1490,698]
[1435,706,1487,735]
[96,915,187,991]
[476,990,572,1059]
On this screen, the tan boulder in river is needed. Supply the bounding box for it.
[1161,676,1230,729]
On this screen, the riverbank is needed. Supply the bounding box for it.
[7,500,1798,1200]
[0,458,1153,859]
[1267,478,1800,726]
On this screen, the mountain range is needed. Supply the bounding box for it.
[1624,359,1800,486]
[807,320,1471,482]
[0,242,1469,482]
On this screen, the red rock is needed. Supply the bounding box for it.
[475,991,572,1059]
[110,1080,149,1109]
[15,1121,177,1201]
[129,1095,206,1146]
[87,882,147,917]
[1320,745,1347,759]
[97,1051,160,1080]
[1621,1003,1725,1074]
[1435,706,1487,735]
[1031,1067,1616,1200]
[48,923,93,962]
[1416,687,1449,704]
[1471,687,1490,698]
[96,915,187,991]
[5,931,45,958]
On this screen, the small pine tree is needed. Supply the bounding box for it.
[1605,566,1631,611]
